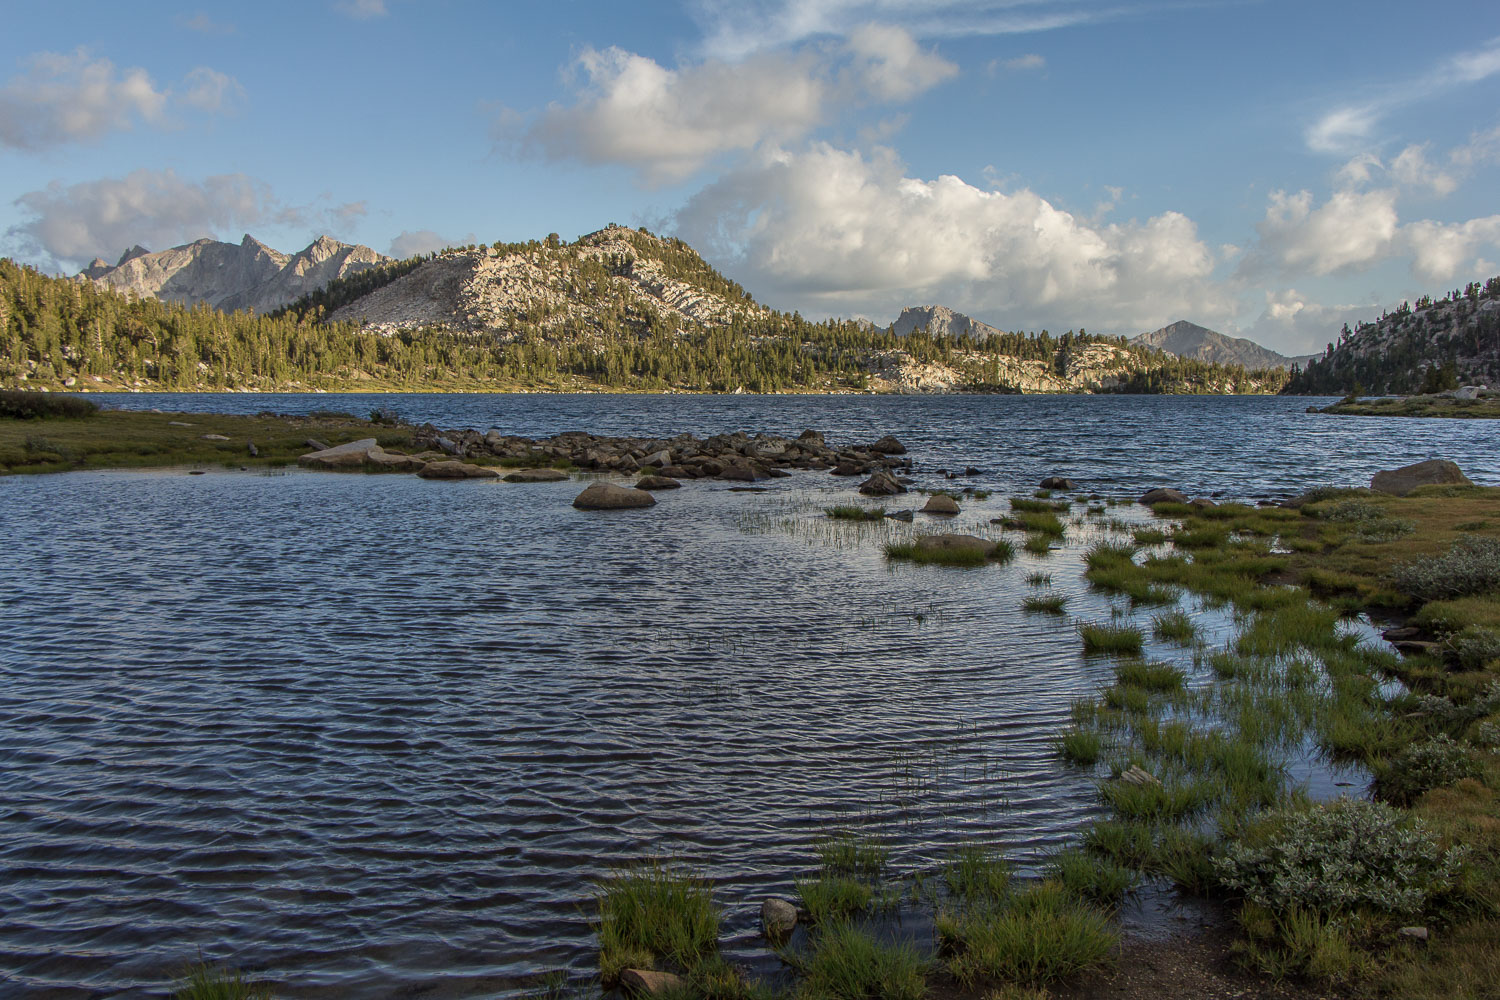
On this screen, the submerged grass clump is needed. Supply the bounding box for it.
[796,874,874,924]
[1021,593,1068,615]
[1151,610,1198,644]
[1054,727,1102,765]
[824,505,886,522]
[1079,623,1144,656]
[885,538,1015,567]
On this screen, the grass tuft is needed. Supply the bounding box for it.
[1079,623,1145,656]
[596,861,719,982]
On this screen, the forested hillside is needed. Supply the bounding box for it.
[1284,277,1500,394]
[3,226,1290,394]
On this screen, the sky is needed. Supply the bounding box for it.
[1,1,1498,353]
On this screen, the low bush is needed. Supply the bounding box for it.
[1373,734,1482,806]
[0,390,99,419]
[1390,535,1500,601]
[1214,798,1468,916]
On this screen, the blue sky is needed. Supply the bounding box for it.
[2,0,1497,352]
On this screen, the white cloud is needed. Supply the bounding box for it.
[692,0,1110,60]
[1404,216,1500,283]
[1003,53,1046,71]
[7,169,291,268]
[1388,144,1457,197]
[1249,187,1399,276]
[516,27,953,185]
[336,0,388,18]
[387,229,477,258]
[180,12,237,35]
[844,23,957,101]
[0,49,242,150]
[1306,36,1500,155]
[179,67,245,113]
[672,142,1228,332]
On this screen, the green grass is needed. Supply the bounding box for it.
[596,861,720,982]
[1045,849,1136,907]
[172,963,273,1000]
[1151,610,1198,644]
[1021,593,1068,615]
[942,881,1117,988]
[824,505,886,521]
[1097,776,1216,821]
[884,539,1015,567]
[1084,541,1137,569]
[944,845,1012,904]
[794,921,928,1000]
[1079,623,1145,656]
[1025,572,1052,586]
[0,390,99,420]
[1023,533,1054,555]
[796,874,874,924]
[1113,660,1185,692]
[1054,727,1102,765]
[1010,496,1069,513]
[1012,511,1066,537]
[1132,527,1168,544]
[817,832,889,876]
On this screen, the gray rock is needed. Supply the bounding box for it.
[1398,926,1430,942]
[573,482,657,509]
[1040,476,1076,490]
[418,460,501,479]
[859,469,906,496]
[504,468,569,482]
[636,475,682,490]
[641,449,672,467]
[1139,488,1190,505]
[762,897,799,938]
[619,969,686,996]
[922,494,960,515]
[247,441,258,457]
[1370,459,1472,496]
[201,433,230,441]
[869,435,907,455]
[886,509,915,522]
[298,438,382,469]
[305,438,330,452]
[1117,765,1162,788]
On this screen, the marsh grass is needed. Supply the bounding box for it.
[824,505,886,522]
[944,845,1012,905]
[1113,660,1185,692]
[1012,512,1066,537]
[1054,727,1102,765]
[817,832,889,876]
[1021,594,1068,615]
[1079,623,1145,656]
[1045,849,1136,906]
[1025,572,1052,586]
[1023,533,1054,555]
[1010,497,1069,513]
[173,963,273,1000]
[596,861,720,982]
[885,539,1015,567]
[796,875,874,924]
[943,881,1117,988]
[793,921,928,1000]
[1151,610,1198,644]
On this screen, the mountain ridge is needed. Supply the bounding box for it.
[1130,320,1313,370]
[75,234,388,315]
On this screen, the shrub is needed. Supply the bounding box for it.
[1214,798,1468,915]
[1390,535,1500,600]
[1322,498,1385,522]
[1449,626,1500,669]
[1373,734,1482,806]
[0,390,98,419]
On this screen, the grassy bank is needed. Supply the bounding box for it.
[0,406,421,475]
[1315,394,1500,418]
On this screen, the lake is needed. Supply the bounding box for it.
[1,393,1492,998]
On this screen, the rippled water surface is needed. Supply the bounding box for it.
[2,394,1495,998]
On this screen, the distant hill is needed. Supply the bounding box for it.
[1130,320,1312,370]
[1283,278,1500,394]
[77,234,387,314]
[889,305,1004,340]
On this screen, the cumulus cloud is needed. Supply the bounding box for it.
[672,143,1229,332]
[1248,187,1400,276]
[515,26,953,185]
[1404,216,1500,282]
[7,169,291,268]
[1240,290,1375,357]
[1002,53,1046,71]
[1388,144,1458,197]
[0,49,242,150]
[387,229,477,258]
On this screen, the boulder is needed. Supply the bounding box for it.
[886,509,915,522]
[201,433,230,441]
[418,460,501,480]
[1189,498,1217,510]
[365,450,427,472]
[641,449,672,467]
[1370,459,1472,496]
[720,463,758,482]
[504,468,569,483]
[859,469,906,496]
[619,970,686,996]
[1398,926,1430,942]
[1040,476,1076,490]
[869,435,907,455]
[798,429,826,447]
[299,438,394,470]
[660,464,693,479]
[762,897,799,938]
[1139,488,1190,505]
[915,534,995,557]
[305,438,331,452]
[573,482,657,509]
[636,475,682,490]
[1117,765,1162,788]
[922,494,960,515]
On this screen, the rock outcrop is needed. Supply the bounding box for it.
[1370,459,1473,496]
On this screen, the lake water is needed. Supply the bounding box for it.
[2,394,1494,998]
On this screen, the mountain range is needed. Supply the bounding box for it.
[78,234,387,315]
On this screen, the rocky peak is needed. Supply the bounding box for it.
[116,245,151,267]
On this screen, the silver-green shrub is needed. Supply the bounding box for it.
[1375,733,1482,805]
[1215,798,1467,915]
[1389,535,1500,601]
[1449,626,1500,669]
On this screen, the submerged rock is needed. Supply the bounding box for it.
[635,475,682,490]
[1040,476,1076,490]
[915,533,995,556]
[573,482,657,509]
[504,468,569,482]
[418,460,500,479]
[1370,459,1472,496]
